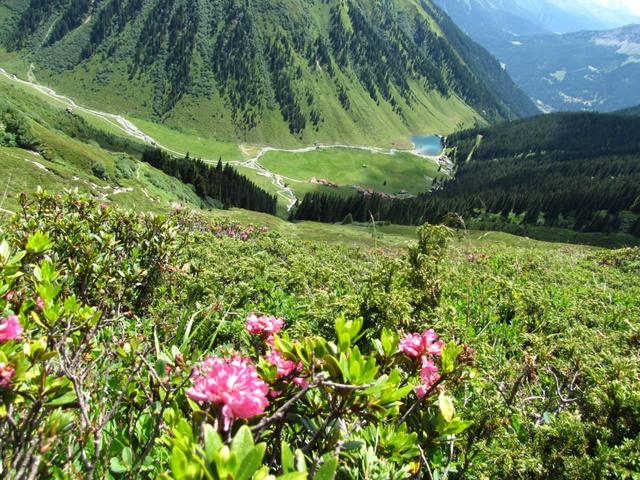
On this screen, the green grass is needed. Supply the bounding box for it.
[205,207,600,252]
[0,142,204,215]
[1,56,635,251]
[260,147,445,197]
[129,117,243,162]
[469,222,640,249]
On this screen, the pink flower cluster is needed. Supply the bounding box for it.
[246,314,284,341]
[415,358,440,398]
[0,315,23,342]
[213,224,268,241]
[265,349,308,390]
[399,329,443,359]
[0,362,16,389]
[400,329,443,398]
[246,314,309,390]
[265,350,297,378]
[186,356,269,430]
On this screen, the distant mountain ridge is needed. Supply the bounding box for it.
[432,0,629,51]
[617,104,640,116]
[0,0,537,146]
[433,0,640,112]
[493,24,640,112]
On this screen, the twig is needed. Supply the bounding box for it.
[252,376,323,434]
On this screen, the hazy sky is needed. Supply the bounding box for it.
[589,0,640,15]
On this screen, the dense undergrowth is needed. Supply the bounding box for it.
[1,192,639,479]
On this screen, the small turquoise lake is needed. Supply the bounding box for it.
[411,135,443,156]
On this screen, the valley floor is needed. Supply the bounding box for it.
[0,65,445,216]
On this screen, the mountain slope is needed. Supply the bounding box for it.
[432,1,640,113]
[492,24,640,112]
[434,0,549,52]
[433,0,640,48]
[617,104,640,116]
[0,0,536,146]
[438,112,640,233]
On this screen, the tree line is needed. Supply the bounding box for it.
[141,148,277,214]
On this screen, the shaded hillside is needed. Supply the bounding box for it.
[437,112,640,234]
[618,104,640,116]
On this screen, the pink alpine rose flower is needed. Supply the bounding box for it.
[186,356,269,430]
[245,314,285,337]
[292,376,309,388]
[399,329,443,358]
[0,362,16,389]
[35,297,45,311]
[0,315,23,342]
[265,350,297,379]
[416,357,441,398]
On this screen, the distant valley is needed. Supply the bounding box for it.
[493,24,640,112]
[434,0,640,112]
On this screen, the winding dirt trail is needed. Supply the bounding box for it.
[0,66,437,211]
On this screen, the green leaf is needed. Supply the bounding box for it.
[380,328,398,357]
[235,444,266,480]
[295,448,307,473]
[110,457,129,474]
[441,342,463,375]
[170,447,199,480]
[439,393,455,422]
[231,425,255,457]
[0,240,10,262]
[204,424,222,462]
[25,231,53,254]
[46,390,77,407]
[439,418,473,436]
[341,441,365,451]
[281,441,295,473]
[323,354,345,381]
[278,473,308,480]
[313,456,338,480]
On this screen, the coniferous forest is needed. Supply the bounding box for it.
[141,148,277,214]
[291,112,640,237]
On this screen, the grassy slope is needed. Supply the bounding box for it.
[1,70,459,222]
[2,70,637,250]
[209,207,640,250]
[0,78,207,213]
[36,53,480,149]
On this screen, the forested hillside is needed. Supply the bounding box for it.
[292,112,640,240]
[141,149,277,214]
[0,0,537,145]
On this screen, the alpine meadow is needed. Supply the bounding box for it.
[0,1,639,479]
